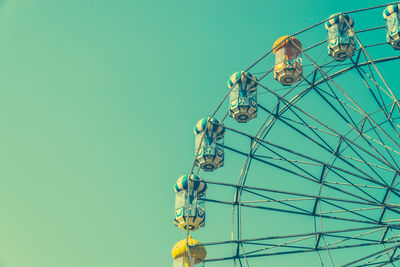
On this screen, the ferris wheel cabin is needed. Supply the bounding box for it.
[273,35,303,86]
[228,71,258,123]
[194,117,225,172]
[325,13,356,61]
[383,4,400,50]
[174,174,207,231]
[172,236,207,267]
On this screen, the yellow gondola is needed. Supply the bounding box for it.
[172,236,207,267]
[272,35,303,86]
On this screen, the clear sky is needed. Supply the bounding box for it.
[0,1,398,267]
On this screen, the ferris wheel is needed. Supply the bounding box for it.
[171,3,400,267]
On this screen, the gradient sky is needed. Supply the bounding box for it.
[0,1,398,267]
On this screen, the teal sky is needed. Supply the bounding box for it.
[0,1,398,266]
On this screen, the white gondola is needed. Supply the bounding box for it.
[325,13,356,61]
[174,174,207,231]
[194,117,225,171]
[383,4,400,49]
[228,71,258,123]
